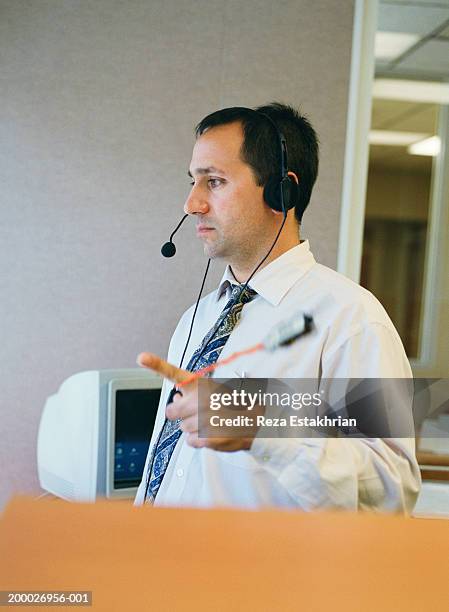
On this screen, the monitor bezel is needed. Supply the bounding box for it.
[106,376,162,499]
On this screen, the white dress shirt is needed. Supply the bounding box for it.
[135,241,421,511]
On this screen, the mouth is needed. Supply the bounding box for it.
[196,225,215,235]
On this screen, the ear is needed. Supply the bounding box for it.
[287,171,299,185]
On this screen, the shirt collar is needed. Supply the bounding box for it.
[216,240,315,306]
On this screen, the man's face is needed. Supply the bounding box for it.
[185,122,272,263]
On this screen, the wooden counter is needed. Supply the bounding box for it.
[0,496,448,611]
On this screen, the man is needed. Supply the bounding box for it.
[134,103,421,511]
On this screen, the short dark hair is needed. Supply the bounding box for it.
[195,102,319,223]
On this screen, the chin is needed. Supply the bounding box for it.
[203,240,227,260]
[204,245,221,259]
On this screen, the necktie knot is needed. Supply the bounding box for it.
[230,283,257,306]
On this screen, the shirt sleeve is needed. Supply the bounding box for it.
[249,323,422,512]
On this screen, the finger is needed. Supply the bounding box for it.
[186,432,208,448]
[137,352,190,384]
[186,434,253,451]
[179,415,198,434]
[166,398,198,421]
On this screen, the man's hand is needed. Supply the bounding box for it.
[137,352,255,451]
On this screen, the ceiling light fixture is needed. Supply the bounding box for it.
[375,32,420,61]
[408,136,441,157]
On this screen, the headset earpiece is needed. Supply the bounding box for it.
[263,175,298,214]
[256,113,298,215]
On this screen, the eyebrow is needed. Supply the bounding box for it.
[188,166,226,177]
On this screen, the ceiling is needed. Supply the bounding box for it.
[370,1,447,172]
[370,98,438,171]
[376,0,449,81]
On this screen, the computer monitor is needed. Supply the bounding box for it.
[37,369,162,502]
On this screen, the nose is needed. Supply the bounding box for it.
[183,184,209,216]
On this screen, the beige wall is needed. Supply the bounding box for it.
[0,0,355,508]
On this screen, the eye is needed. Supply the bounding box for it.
[208,178,224,189]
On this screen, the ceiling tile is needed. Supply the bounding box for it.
[371,99,438,132]
[398,39,449,74]
[378,5,449,35]
[437,23,449,37]
[371,99,415,128]
[381,0,449,7]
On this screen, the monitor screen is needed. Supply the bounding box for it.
[114,388,160,490]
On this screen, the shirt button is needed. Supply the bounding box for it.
[176,468,184,478]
